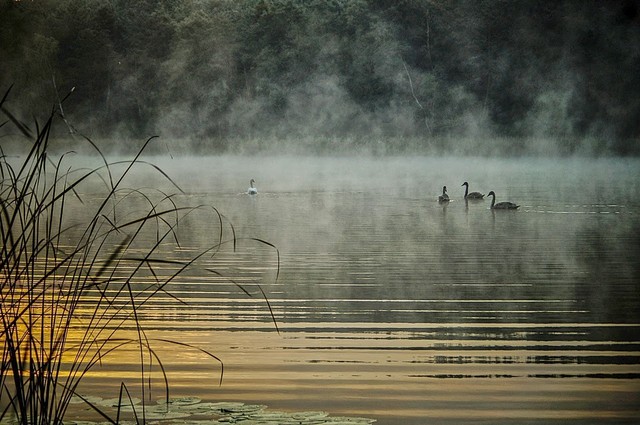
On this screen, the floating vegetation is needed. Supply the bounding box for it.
[59,397,376,425]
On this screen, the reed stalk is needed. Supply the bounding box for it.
[0,87,279,424]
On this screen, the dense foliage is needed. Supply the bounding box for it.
[1,0,639,155]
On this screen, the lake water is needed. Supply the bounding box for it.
[55,156,640,423]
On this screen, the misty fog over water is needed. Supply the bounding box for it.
[51,154,640,424]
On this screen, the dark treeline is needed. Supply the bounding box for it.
[1,0,639,155]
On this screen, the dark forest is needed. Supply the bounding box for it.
[1,0,639,155]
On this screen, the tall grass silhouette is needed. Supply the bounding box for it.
[0,86,279,424]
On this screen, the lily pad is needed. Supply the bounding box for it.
[96,397,141,408]
[325,417,377,424]
[69,395,104,405]
[291,411,330,420]
[157,396,202,406]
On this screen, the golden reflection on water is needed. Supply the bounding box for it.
[68,323,640,424]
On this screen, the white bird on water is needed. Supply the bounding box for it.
[438,186,450,203]
[487,191,519,209]
[461,181,484,199]
[247,179,258,195]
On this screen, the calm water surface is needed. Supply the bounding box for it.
[74,156,639,424]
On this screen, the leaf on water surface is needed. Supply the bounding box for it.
[95,397,141,407]
[223,404,266,414]
[156,396,202,406]
[291,411,330,420]
[321,420,372,425]
[70,395,104,405]
[201,401,259,413]
[241,410,306,422]
[324,418,377,424]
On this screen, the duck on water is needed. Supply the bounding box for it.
[487,191,519,209]
[438,186,450,203]
[461,182,484,200]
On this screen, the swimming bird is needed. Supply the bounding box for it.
[438,186,450,203]
[461,181,484,199]
[487,191,519,209]
[247,179,258,195]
